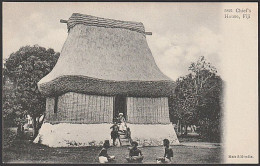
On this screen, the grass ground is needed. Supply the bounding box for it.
[3,138,222,164]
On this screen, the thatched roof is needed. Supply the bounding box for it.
[38,13,175,97]
[67,13,145,34]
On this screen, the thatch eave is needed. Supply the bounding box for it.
[38,75,176,97]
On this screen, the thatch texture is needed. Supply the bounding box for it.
[39,75,174,97]
[38,13,175,97]
[67,13,145,34]
[45,92,113,124]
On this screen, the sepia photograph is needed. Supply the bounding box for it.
[2,2,258,164]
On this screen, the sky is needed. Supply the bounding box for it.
[3,2,222,80]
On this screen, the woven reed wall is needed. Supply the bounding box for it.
[46,97,55,121]
[127,97,170,124]
[45,92,113,124]
[45,92,170,124]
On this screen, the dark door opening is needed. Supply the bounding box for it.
[114,95,127,122]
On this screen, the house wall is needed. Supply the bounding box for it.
[45,92,170,124]
[45,92,114,124]
[127,97,170,124]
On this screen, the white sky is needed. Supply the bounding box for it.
[3,2,222,80]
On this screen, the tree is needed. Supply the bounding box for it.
[170,56,223,142]
[2,77,24,127]
[3,45,60,138]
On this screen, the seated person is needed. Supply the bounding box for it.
[126,141,144,163]
[98,140,115,163]
[156,139,173,164]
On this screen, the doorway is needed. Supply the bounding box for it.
[114,95,127,122]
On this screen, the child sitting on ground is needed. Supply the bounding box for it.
[156,139,173,164]
[126,141,144,163]
[98,140,115,163]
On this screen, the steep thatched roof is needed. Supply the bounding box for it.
[38,13,175,97]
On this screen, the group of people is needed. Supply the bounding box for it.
[99,113,173,163]
[98,139,173,164]
[110,113,132,146]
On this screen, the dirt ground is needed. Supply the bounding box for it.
[3,139,222,164]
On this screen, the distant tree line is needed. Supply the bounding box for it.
[169,56,224,142]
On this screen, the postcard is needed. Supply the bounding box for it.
[2,2,258,164]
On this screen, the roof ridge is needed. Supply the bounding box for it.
[67,13,145,34]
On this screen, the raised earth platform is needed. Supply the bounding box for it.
[34,123,179,147]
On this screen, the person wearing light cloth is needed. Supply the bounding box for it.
[126,141,144,163]
[118,113,127,132]
[156,139,173,164]
[98,140,115,163]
